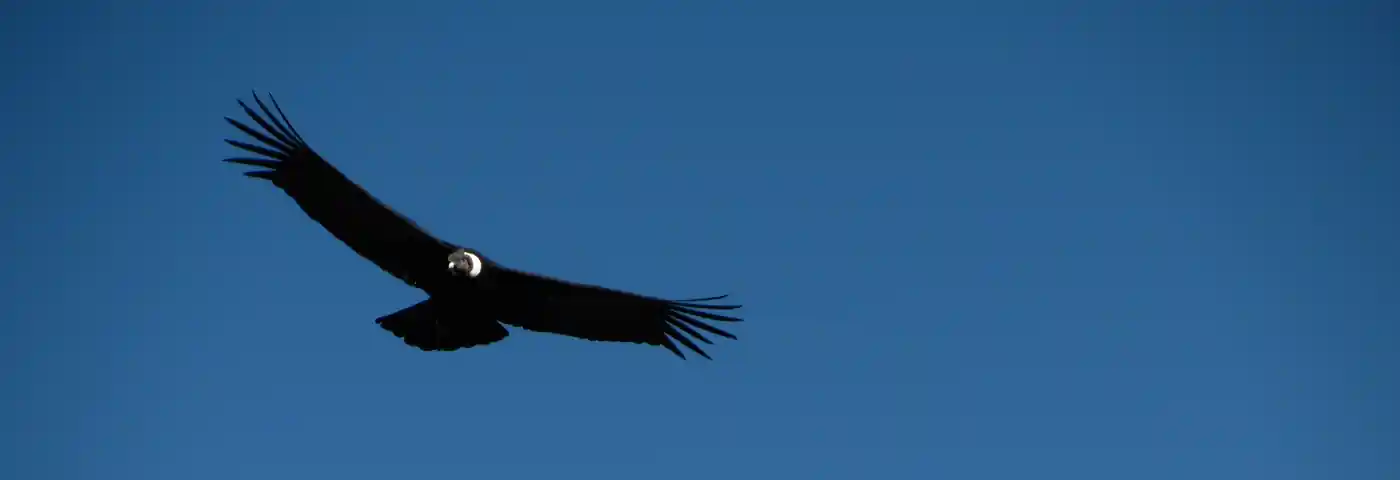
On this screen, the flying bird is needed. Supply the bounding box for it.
[221,92,741,359]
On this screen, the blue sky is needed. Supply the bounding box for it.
[3,1,1396,478]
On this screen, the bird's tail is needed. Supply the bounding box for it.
[375,298,509,352]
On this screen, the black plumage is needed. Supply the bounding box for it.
[222,92,742,359]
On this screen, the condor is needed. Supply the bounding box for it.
[222,92,741,359]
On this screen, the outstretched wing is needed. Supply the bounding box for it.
[490,267,743,359]
[222,92,456,289]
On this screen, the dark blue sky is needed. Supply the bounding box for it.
[4,1,1396,478]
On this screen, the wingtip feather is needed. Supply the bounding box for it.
[224,157,280,168]
[660,338,687,359]
[664,325,713,360]
[243,171,278,181]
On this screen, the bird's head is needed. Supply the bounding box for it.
[447,249,484,278]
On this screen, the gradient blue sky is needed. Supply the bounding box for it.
[3,1,1396,478]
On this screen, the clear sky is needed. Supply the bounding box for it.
[3,1,1396,478]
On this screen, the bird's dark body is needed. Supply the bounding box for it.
[222,92,741,359]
